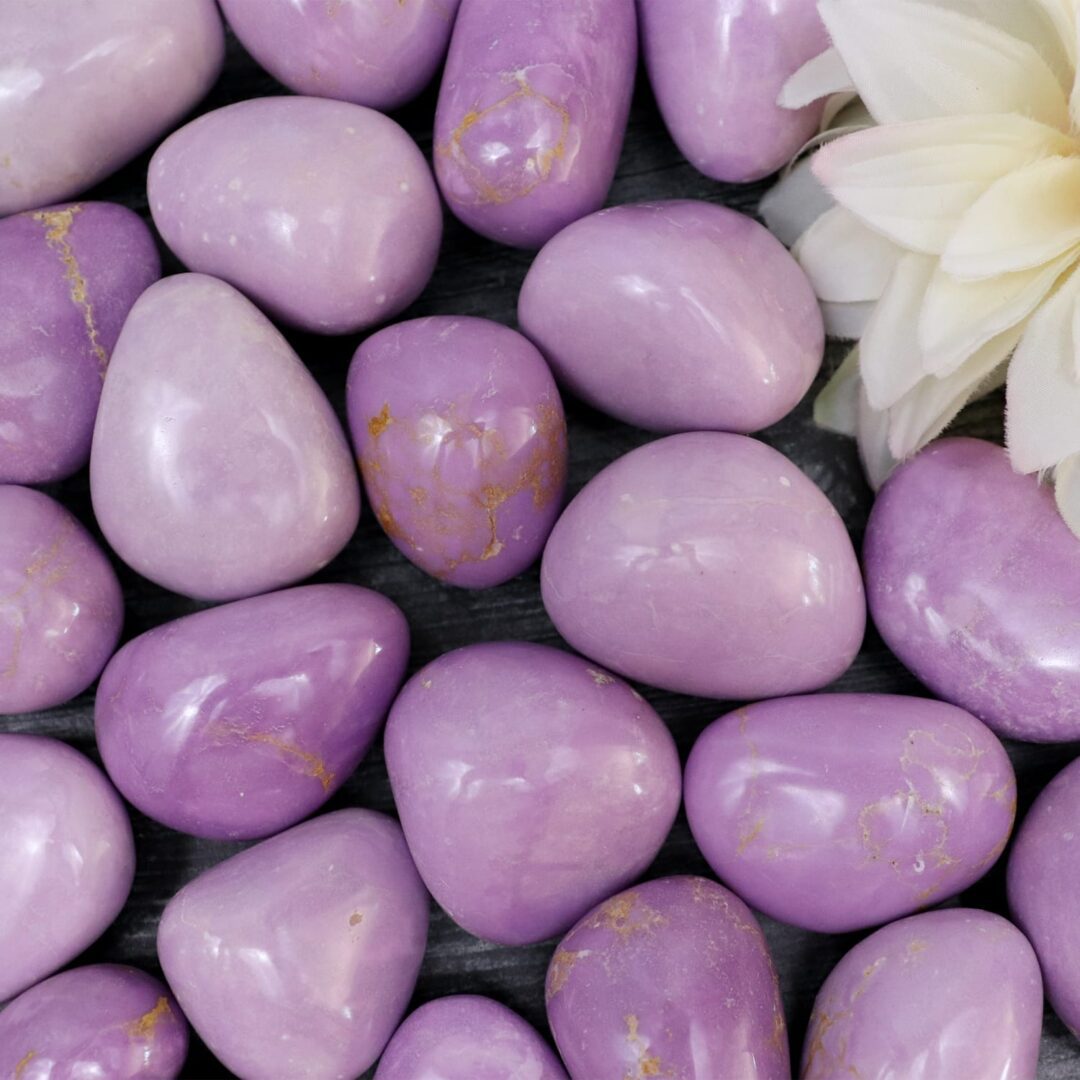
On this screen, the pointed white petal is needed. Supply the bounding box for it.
[1054,453,1080,539]
[794,206,901,303]
[759,157,833,247]
[779,47,855,109]
[1029,0,1077,65]
[857,385,898,490]
[822,301,875,340]
[814,348,861,436]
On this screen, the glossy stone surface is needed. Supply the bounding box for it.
[866,437,1080,742]
[434,0,636,248]
[376,995,568,1080]
[1,486,123,714]
[0,964,188,1080]
[686,694,1015,934]
[802,909,1042,1080]
[0,735,135,1002]
[1,0,223,216]
[541,432,865,700]
[158,809,428,1080]
[547,876,789,1080]
[347,316,567,588]
[219,0,462,111]
[96,584,409,840]
[639,0,828,183]
[518,200,823,432]
[90,274,359,602]
[385,642,681,945]
[0,203,160,485]
[149,97,442,334]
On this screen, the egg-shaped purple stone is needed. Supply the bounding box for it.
[385,642,681,945]
[0,735,135,1002]
[376,995,568,1080]
[547,876,789,1079]
[0,203,160,485]
[95,584,408,840]
[1,485,123,714]
[0,964,188,1080]
[157,809,428,1080]
[866,437,1080,742]
[541,432,866,700]
[801,909,1042,1080]
[518,201,823,433]
[149,97,442,334]
[686,694,1015,934]
[347,317,568,588]
[433,0,636,248]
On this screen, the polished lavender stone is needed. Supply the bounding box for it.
[149,97,442,334]
[640,0,828,183]
[686,694,1015,934]
[434,0,636,248]
[158,809,428,1080]
[0,203,160,485]
[0,964,188,1080]
[541,432,865,700]
[0,735,135,1002]
[96,584,408,840]
[801,909,1042,1080]
[385,642,680,945]
[1,486,123,714]
[518,201,823,432]
[219,0,462,110]
[347,317,567,588]
[866,437,1080,742]
[1,1,223,216]
[547,876,789,1080]
[376,996,568,1080]
[90,274,359,602]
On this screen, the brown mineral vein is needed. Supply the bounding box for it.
[14,1050,36,1078]
[219,727,335,791]
[126,996,172,1039]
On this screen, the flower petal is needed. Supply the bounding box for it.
[1054,453,1080,540]
[778,47,855,109]
[822,301,875,340]
[858,384,898,490]
[759,157,833,247]
[814,347,861,436]
[794,206,901,303]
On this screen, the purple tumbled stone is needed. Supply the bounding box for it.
[433,0,636,248]
[866,437,1080,742]
[0,485,123,714]
[0,203,160,485]
[385,642,681,945]
[95,584,409,840]
[541,432,865,700]
[0,964,188,1080]
[801,909,1042,1080]
[518,201,823,433]
[149,98,442,334]
[639,0,828,183]
[0,1,223,216]
[90,274,359,602]
[0,735,135,1002]
[686,694,1016,934]
[376,995,568,1080]
[347,316,568,588]
[158,809,429,1080]
[547,876,789,1080]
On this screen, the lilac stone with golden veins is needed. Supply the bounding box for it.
[434,0,637,248]
[546,876,790,1080]
[347,316,567,588]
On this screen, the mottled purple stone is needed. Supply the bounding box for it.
[541,432,866,700]
[547,876,789,1080]
[686,694,1016,934]
[0,735,135,1002]
[376,996,568,1080]
[96,584,408,840]
[1,486,123,714]
[639,0,828,183]
[434,0,637,248]
[385,642,681,945]
[158,809,429,1080]
[0,964,188,1080]
[801,909,1042,1080]
[866,437,1080,742]
[518,201,824,433]
[0,203,160,485]
[347,317,567,588]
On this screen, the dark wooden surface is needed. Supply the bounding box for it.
[4,29,1079,1079]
